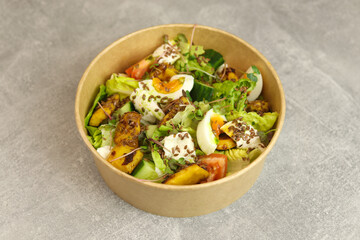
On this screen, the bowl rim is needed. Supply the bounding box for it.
[75,23,286,190]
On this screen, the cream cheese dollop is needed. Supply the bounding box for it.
[162,132,196,163]
[220,118,264,149]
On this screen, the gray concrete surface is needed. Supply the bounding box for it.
[1,0,359,239]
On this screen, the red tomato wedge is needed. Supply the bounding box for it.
[199,153,228,182]
[125,57,153,80]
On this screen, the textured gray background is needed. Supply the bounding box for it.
[1,0,359,239]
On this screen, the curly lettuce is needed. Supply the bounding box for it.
[226,111,278,132]
[105,74,138,99]
[98,124,115,147]
[86,126,102,149]
[212,79,256,114]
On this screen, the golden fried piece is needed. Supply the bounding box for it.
[107,145,143,174]
[216,134,237,150]
[159,96,190,126]
[114,112,142,148]
[227,72,238,82]
[89,94,121,127]
[246,100,269,115]
[164,164,209,185]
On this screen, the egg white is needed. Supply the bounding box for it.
[130,88,165,124]
[241,66,263,102]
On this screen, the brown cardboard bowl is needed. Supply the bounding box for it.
[75,24,285,217]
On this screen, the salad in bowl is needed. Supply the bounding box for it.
[84,28,278,185]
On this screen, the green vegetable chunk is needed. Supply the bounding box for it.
[113,101,134,120]
[132,160,159,180]
[203,49,224,71]
[190,80,214,101]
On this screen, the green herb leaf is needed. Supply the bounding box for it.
[252,65,260,74]
[185,90,193,102]
[246,73,258,83]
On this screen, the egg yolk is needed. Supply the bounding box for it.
[152,77,184,94]
[210,115,225,137]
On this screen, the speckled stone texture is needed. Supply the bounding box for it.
[1,0,359,239]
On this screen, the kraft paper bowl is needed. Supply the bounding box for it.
[75,24,285,217]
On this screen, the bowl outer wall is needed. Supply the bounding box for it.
[75,24,286,217]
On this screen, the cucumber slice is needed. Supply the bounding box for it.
[190,80,214,101]
[132,159,159,180]
[113,101,134,120]
[118,101,134,115]
[203,49,224,71]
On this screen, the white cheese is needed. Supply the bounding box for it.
[162,132,196,163]
[153,43,180,65]
[221,119,263,149]
[97,146,112,159]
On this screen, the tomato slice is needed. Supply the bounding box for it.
[199,153,228,182]
[125,57,153,80]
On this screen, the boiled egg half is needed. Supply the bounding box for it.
[196,109,227,155]
[241,66,263,102]
[130,74,194,123]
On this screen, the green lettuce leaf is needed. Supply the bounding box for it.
[170,104,196,128]
[174,43,217,83]
[105,74,138,99]
[212,79,256,114]
[86,126,102,149]
[175,33,188,43]
[178,42,205,56]
[151,151,168,174]
[226,111,278,132]
[98,124,115,147]
[84,85,107,127]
